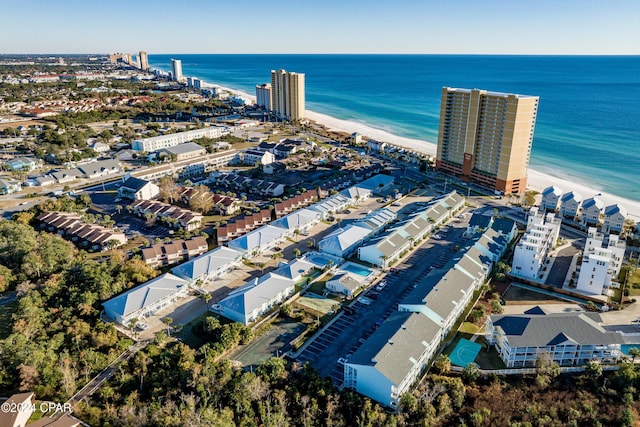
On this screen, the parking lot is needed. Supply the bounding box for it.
[293,206,473,385]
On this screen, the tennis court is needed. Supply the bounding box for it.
[449,338,482,367]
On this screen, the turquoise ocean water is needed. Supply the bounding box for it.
[148,55,640,202]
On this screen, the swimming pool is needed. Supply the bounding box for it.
[341,262,373,278]
[622,344,640,356]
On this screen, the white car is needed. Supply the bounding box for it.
[135,322,149,331]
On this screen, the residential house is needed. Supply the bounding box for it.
[118,176,160,200]
[326,272,365,297]
[541,185,562,212]
[0,392,35,427]
[559,191,583,220]
[4,156,42,171]
[603,204,628,235]
[0,178,21,194]
[77,159,121,179]
[242,149,275,166]
[580,197,604,228]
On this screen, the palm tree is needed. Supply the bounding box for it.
[162,317,173,336]
[201,292,212,309]
[293,248,301,258]
[271,252,284,266]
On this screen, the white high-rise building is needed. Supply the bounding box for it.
[171,58,183,82]
[512,208,562,281]
[256,83,272,110]
[576,228,626,295]
[271,69,305,121]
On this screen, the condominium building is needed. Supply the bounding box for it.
[511,208,561,281]
[271,69,305,121]
[576,227,626,295]
[256,83,272,110]
[486,311,628,368]
[132,127,226,152]
[171,58,183,82]
[435,87,539,194]
[139,51,149,71]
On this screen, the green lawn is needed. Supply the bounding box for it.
[0,301,17,339]
[459,322,480,335]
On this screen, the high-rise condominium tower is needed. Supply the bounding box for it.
[171,59,183,82]
[271,69,305,121]
[256,83,272,110]
[436,87,539,194]
[139,51,149,71]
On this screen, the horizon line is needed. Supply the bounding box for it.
[1,52,639,57]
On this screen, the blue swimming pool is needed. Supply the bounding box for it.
[341,262,373,277]
[622,344,640,355]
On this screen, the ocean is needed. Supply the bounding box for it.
[148,54,640,202]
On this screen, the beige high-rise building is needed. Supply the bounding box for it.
[271,69,305,121]
[436,87,539,194]
[139,51,149,71]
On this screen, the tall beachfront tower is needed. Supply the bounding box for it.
[139,51,149,71]
[171,59,183,82]
[256,83,272,111]
[435,87,539,194]
[271,69,305,121]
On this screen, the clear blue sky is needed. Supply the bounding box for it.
[1,0,638,54]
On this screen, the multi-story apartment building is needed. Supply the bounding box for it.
[576,227,626,295]
[486,312,628,368]
[512,208,561,281]
[271,69,305,121]
[256,83,272,110]
[171,58,183,82]
[139,51,149,71]
[435,87,539,194]
[132,127,227,152]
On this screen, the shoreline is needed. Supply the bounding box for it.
[193,77,640,221]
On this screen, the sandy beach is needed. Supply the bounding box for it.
[216,84,640,221]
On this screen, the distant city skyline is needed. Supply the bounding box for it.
[1,0,639,55]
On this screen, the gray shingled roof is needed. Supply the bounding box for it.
[490,313,625,348]
[347,312,441,384]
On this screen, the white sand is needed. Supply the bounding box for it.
[214,83,640,220]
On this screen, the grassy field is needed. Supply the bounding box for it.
[503,285,566,305]
[459,321,480,335]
